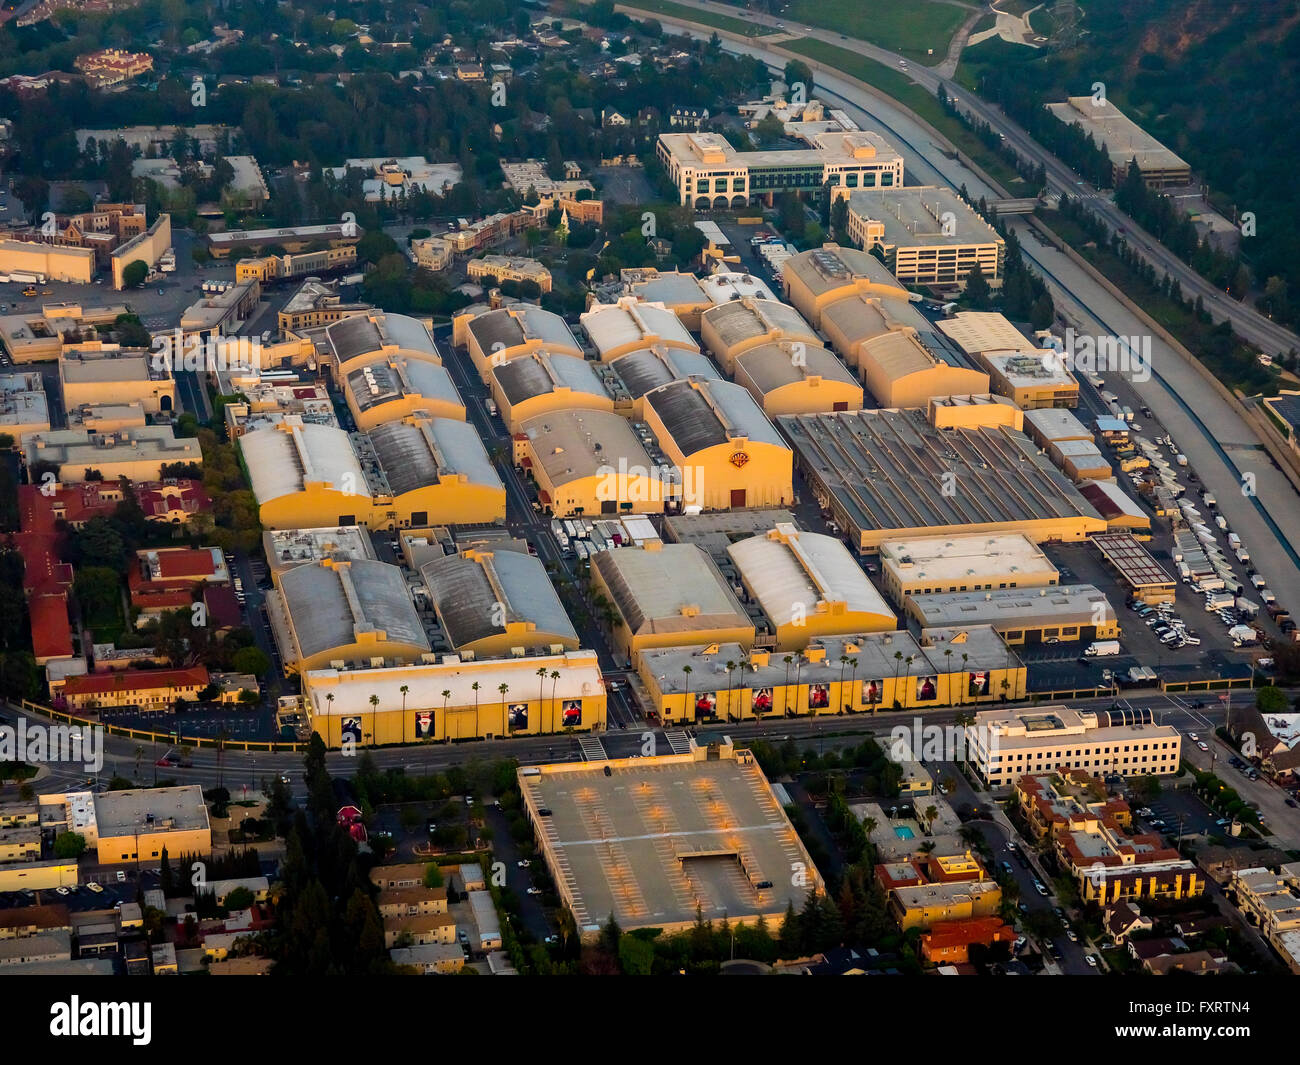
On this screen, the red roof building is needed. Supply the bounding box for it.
[920,917,1017,965]
[59,666,209,711]
[29,592,75,664]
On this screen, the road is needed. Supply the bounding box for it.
[640,8,1300,624]
[643,0,1300,358]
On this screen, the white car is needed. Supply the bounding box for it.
[1085,954,1099,968]
[526,887,542,896]
[1198,741,1209,752]
[86,882,104,893]
[517,859,531,868]
[55,886,70,895]
[1188,732,1199,742]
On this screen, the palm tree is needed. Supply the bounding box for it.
[893,650,904,708]
[471,681,481,738]
[441,689,451,742]
[943,648,952,703]
[681,664,693,721]
[782,655,794,715]
[863,815,878,840]
[325,691,334,743]
[368,694,379,747]
[838,654,849,711]
[400,684,409,745]
[904,655,915,705]
[498,682,510,736]
[848,656,859,711]
[960,652,969,705]
[536,665,548,722]
[724,659,737,721]
[216,728,228,789]
[793,655,804,716]
[923,804,939,834]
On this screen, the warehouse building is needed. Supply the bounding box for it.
[642,378,793,510]
[905,584,1119,645]
[589,542,755,666]
[966,705,1183,790]
[1023,407,1093,450]
[1051,438,1111,481]
[461,305,583,379]
[840,186,1005,287]
[700,297,822,373]
[636,628,1024,722]
[1046,98,1191,188]
[779,408,1107,552]
[59,349,176,415]
[1093,532,1176,604]
[266,557,430,673]
[878,532,1059,605]
[207,221,361,258]
[343,356,465,431]
[699,269,776,305]
[264,526,376,578]
[23,425,199,484]
[782,244,908,329]
[361,415,506,527]
[731,341,863,416]
[934,313,1077,408]
[420,548,578,658]
[300,648,606,745]
[38,786,211,866]
[517,741,823,939]
[927,393,1024,432]
[0,372,51,443]
[625,270,713,329]
[323,312,441,376]
[241,420,373,529]
[1078,480,1152,534]
[514,408,667,517]
[853,328,989,408]
[606,344,723,417]
[488,350,613,432]
[726,522,895,649]
[581,298,698,362]
[818,292,934,373]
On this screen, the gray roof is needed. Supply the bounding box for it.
[346,358,461,413]
[467,306,579,355]
[734,341,860,394]
[591,545,750,637]
[646,379,784,455]
[608,346,722,399]
[493,352,605,406]
[368,417,501,495]
[279,560,430,661]
[420,550,577,650]
[702,298,820,352]
[784,244,905,299]
[326,315,384,363]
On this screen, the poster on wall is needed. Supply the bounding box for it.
[561,700,582,727]
[414,710,434,739]
[753,687,773,714]
[508,704,528,730]
[861,679,883,706]
[808,683,830,710]
[341,717,362,745]
[694,691,717,717]
[916,676,939,701]
[968,670,990,697]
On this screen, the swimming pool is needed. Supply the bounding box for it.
[893,825,915,840]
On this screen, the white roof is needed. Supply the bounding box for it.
[241,421,369,504]
[581,299,696,356]
[727,524,894,628]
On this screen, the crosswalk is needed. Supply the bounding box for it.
[578,735,608,762]
[664,730,692,755]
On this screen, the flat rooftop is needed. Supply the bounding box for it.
[1047,98,1190,174]
[94,785,210,837]
[909,583,1116,629]
[881,532,1057,584]
[844,186,1002,248]
[518,746,822,933]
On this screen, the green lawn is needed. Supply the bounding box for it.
[621,0,779,36]
[781,38,1029,192]
[782,0,967,63]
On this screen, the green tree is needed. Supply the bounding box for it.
[618,933,655,975]
[1256,685,1287,714]
[122,260,149,289]
[232,646,270,677]
[53,831,87,858]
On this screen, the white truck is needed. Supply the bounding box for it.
[1083,640,1121,657]
[9,270,45,284]
[1205,591,1235,611]
[1227,532,1242,550]
[1235,546,1251,564]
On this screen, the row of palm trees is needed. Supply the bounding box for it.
[323,665,571,745]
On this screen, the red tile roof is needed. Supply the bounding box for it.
[29,592,73,661]
[62,665,208,697]
[155,549,216,580]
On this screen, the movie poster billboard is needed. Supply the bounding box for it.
[415,710,434,739]
[561,700,582,727]
[753,687,773,714]
[508,703,528,731]
[968,670,990,697]
[341,717,362,745]
[808,683,829,710]
[694,691,717,718]
[860,679,884,707]
[916,675,939,701]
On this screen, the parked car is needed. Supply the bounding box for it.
[1085,954,1099,968]
[517,859,531,868]
[86,882,103,894]
[526,887,542,896]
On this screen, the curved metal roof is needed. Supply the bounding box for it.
[608,346,722,399]
[368,417,501,496]
[521,409,651,485]
[241,423,368,505]
[420,550,577,650]
[646,378,785,455]
[493,351,605,406]
[734,342,860,395]
[280,560,428,661]
[702,298,819,352]
[591,545,749,637]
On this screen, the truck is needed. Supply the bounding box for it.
[1205,591,1235,611]
[1083,640,1121,657]
[1121,405,1135,423]
[1175,453,1189,467]
[9,270,46,284]
[1227,532,1242,550]
[1235,546,1251,564]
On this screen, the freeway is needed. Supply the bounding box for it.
[639,10,1300,618]
[639,0,1300,358]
